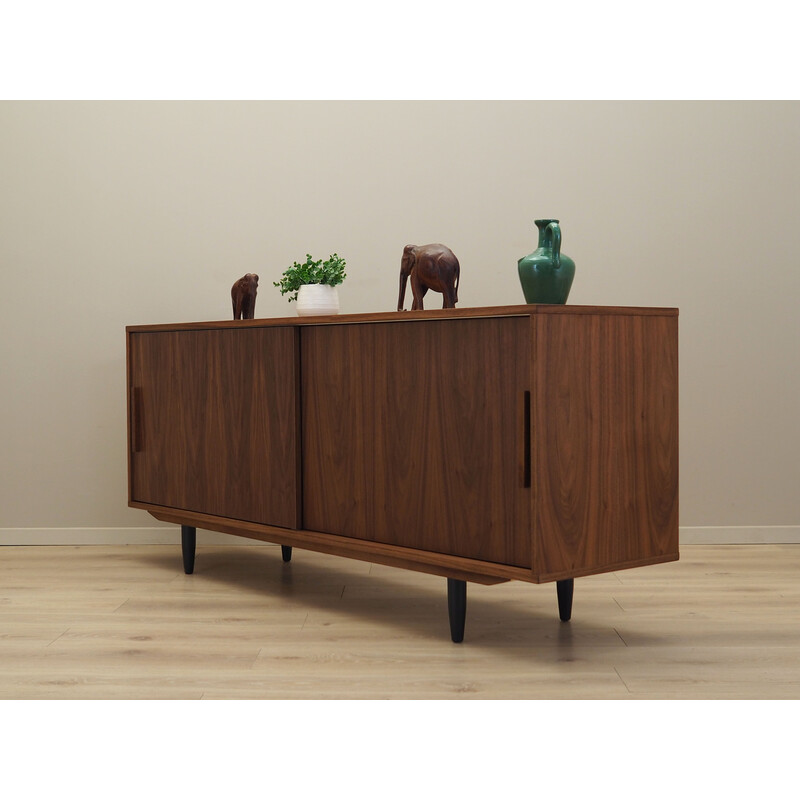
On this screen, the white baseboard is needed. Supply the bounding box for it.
[680,526,800,544]
[2,526,799,547]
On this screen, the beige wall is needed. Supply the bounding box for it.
[1,101,798,543]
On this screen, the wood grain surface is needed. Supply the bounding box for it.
[301,317,531,567]
[533,312,679,579]
[128,327,300,528]
[125,303,675,334]
[127,305,679,584]
[146,507,526,584]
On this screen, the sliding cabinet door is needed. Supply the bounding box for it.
[129,327,300,528]
[302,317,531,567]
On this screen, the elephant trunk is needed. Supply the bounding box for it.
[398,271,408,311]
[399,248,416,311]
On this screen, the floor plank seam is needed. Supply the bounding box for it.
[45,629,70,647]
[614,667,632,694]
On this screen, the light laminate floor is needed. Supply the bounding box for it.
[1,543,799,699]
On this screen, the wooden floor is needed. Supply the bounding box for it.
[1,542,799,699]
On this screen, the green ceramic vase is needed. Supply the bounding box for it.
[517,219,575,304]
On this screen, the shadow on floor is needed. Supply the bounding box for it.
[133,543,654,657]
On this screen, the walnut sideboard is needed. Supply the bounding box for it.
[126,304,679,642]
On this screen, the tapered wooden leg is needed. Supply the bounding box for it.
[281,545,292,563]
[181,525,196,575]
[557,578,574,621]
[447,578,467,643]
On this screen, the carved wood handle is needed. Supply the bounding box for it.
[130,387,143,453]
[521,390,531,488]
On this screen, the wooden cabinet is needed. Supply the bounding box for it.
[127,305,679,641]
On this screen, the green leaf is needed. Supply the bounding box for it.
[275,252,347,302]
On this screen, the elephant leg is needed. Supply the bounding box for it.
[411,274,427,310]
[442,286,457,308]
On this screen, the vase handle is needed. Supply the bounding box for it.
[546,222,562,269]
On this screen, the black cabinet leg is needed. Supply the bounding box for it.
[281,545,292,563]
[447,578,467,643]
[557,578,574,621]
[181,525,196,575]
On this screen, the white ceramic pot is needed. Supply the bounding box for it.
[296,284,340,316]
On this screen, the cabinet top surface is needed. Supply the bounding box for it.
[127,304,678,333]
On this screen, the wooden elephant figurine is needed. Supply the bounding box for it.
[398,244,460,311]
[231,273,259,320]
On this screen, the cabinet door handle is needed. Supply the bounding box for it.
[130,387,143,453]
[521,390,531,488]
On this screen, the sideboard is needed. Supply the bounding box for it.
[126,304,679,642]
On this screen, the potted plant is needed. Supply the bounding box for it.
[274,253,347,316]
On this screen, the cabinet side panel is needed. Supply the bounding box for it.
[129,328,300,528]
[534,313,678,578]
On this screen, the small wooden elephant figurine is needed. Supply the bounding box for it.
[398,244,460,311]
[231,273,259,320]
